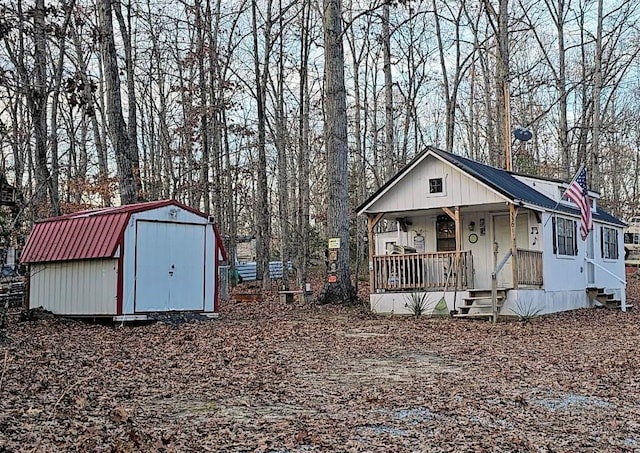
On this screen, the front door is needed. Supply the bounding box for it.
[135,221,206,312]
[493,213,529,288]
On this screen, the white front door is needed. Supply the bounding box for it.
[493,213,529,288]
[135,221,206,312]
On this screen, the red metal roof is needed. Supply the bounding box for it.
[21,200,215,264]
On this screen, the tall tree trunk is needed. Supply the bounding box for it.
[496,0,510,169]
[194,0,209,210]
[382,3,394,179]
[347,3,366,291]
[590,0,603,191]
[296,0,311,289]
[100,0,141,205]
[86,30,111,205]
[31,0,57,216]
[556,0,570,179]
[206,0,221,219]
[251,0,272,285]
[319,0,354,304]
[113,0,142,201]
[433,0,452,151]
[576,10,591,168]
[276,0,290,286]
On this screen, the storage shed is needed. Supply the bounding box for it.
[21,200,227,321]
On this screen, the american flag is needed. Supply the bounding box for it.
[564,166,593,240]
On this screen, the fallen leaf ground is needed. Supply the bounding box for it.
[1,276,640,452]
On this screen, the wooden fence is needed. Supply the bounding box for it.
[516,249,543,286]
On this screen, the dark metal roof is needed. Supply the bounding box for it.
[357,146,625,227]
[21,200,227,264]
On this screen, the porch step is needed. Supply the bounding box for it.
[586,288,622,310]
[455,288,507,318]
[466,288,508,298]
[452,313,495,319]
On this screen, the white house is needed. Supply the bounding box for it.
[21,200,227,321]
[357,147,627,319]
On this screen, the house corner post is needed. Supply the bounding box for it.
[454,206,462,290]
[510,203,519,289]
[367,214,376,294]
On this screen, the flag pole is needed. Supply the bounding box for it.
[542,164,585,229]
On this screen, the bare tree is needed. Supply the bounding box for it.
[319,0,354,304]
[98,0,142,205]
[251,0,273,285]
[294,0,313,289]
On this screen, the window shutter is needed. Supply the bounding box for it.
[552,217,557,254]
[600,226,604,258]
[573,221,578,256]
[615,230,619,259]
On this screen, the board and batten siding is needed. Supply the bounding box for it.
[29,259,118,315]
[368,156,505,213]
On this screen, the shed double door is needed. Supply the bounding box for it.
[135,221,206,312]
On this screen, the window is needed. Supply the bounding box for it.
[385,242,396,254]
[554,217,577,256]
[602,227,618,260]
[436,215,456,251]
[624,232,640,245]
[429,178,443,194]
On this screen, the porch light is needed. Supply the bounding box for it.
[469,221,476,231]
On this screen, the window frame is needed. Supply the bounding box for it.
[601,226,619,260]
[436,215,456,252]
[429,177,444,195]
[554,216,578,256]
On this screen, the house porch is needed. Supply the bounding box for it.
[369,245,543,319]
[371,246,543,293]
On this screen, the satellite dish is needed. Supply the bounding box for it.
[514,126,533,142]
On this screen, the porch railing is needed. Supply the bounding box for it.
[516,248,543,286]
[372,250,473,292]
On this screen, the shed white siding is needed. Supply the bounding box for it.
[368,156,505,213]
[29,259,117,315]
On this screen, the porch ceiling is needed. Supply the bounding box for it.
[371,202,513,220]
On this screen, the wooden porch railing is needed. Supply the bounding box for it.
[372,251,473,292]
[516,248,543,286]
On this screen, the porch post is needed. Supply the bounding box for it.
[510,203,519,289]
[442,206,463,292]
[441,206,461,250]
[367,213,383,293]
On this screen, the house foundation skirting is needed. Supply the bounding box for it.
[369,289,601,317]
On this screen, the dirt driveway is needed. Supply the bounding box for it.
[1,289,639,452]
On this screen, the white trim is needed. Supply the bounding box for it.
[113,314,149,321]
[356,152,430,215]
[357,149,512,215]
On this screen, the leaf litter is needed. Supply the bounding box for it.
[0,278,639,452]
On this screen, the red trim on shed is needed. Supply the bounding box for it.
[213,224,229,261]
[214,235,220,312]
[212,224,228,313]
